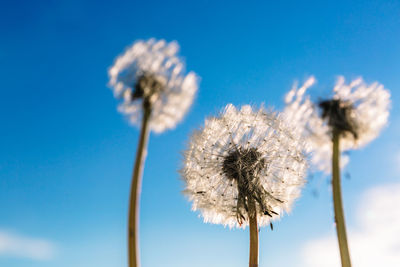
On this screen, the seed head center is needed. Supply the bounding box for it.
[132,74,165,105]
[222,147,265,181]
[319,99,357,137]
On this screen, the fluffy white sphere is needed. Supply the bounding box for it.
[284,76,391,173]
[108,38,199,133]
[181,104,307,228]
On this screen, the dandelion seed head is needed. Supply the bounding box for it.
[284,76,391,173]
[181,104,307,228]
[108,38,199,133]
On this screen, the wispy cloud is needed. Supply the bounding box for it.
[0,230,56,260]
[302,183,400,267]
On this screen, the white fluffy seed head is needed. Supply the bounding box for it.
[108,38,199,133]
[284,76,391,173]
[181,104,307,229]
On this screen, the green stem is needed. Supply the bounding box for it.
[128,106,152,267]
[248,200,259,267]
[332,132,352,267]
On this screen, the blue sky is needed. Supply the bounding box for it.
[1,0,400,266]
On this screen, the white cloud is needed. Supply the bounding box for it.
[0,230,56,260]
[302,183,400,267]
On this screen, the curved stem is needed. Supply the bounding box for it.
[248,200,259,267]
[332,132,352,267]
[128,107,152,267]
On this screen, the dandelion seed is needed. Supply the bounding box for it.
[181,104,307,266]
[108,38,199,267]
[284,76,391,267]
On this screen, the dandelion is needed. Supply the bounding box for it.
[108,38,198,267]
[285,76,390,172]
[284,76,391,267]
[109,38,198,133]
[181,104,307,267]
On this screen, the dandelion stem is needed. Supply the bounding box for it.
[128,106,152,267]
[332,131,352,267]
[248,200,259,267]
